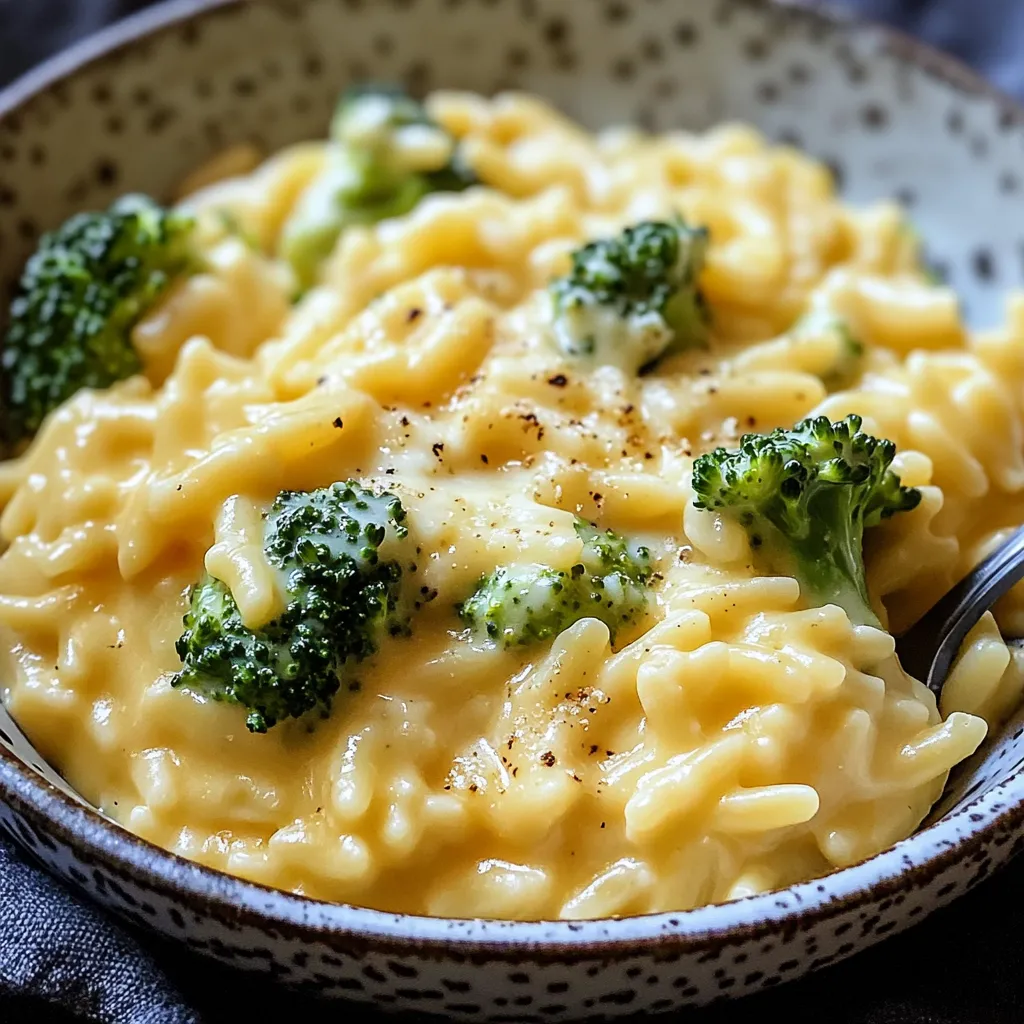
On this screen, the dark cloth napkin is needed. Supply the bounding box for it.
[0,840,198,1024]
[3,1,1024,1021]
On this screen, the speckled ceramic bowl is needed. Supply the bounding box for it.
[2,0,1024,1018]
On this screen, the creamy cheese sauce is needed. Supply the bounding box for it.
[2,91,1022,918]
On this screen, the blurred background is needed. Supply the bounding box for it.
[2,0,1024,97]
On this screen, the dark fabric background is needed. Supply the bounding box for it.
[2,1,1024,1022]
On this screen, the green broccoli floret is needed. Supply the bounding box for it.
[280,84,476,291]
[899,218,945,285]
[550,217,710,374]
[459,518,653,648]
[213,208,262,253]
[824,321,864,391]
[792,311,864,391]
[173,481,409,733]
[691,414,920,628]
[1,194,194,441]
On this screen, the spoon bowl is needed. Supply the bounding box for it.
[896,525,1024,695]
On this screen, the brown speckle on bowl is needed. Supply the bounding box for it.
[94,158,118,186]
[973,248,996,281]
[674,22,698,47]
[894,185,917,207]
[404,61,432,95]
[612,58,635,82]
[641,38,663,63]
[861,102,889,129]
[231,75,257,97]
[744,37,768,61]
[146,107,176,134]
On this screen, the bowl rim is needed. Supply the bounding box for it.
[2,0,1024,958]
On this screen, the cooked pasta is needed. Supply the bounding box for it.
[1,89,1019,919]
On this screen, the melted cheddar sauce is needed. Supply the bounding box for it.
[3,92,1022,919]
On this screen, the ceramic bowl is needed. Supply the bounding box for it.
[2,0,1024,1018]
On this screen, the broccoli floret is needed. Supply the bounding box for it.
[899,219,945,285]
[459,517,653,647]
[213,208,262,253]
[1,194,194,441]
[280,84,475,291]
[173,481,409,732]
[550,217,710,374]
[792,311,864,391]
[691,414,920,628]
[824,321,864,391]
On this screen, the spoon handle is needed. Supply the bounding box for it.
[895,524,1024,697]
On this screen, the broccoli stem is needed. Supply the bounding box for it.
[692,414,920,629]
[764,490,878,627]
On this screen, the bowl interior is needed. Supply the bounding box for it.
[1,0,1024,898]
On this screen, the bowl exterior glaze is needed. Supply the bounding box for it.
[2,0,1024,1017]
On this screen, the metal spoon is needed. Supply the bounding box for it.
[895,524,1024,698]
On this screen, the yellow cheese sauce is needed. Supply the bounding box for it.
[2,91,1023,919]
